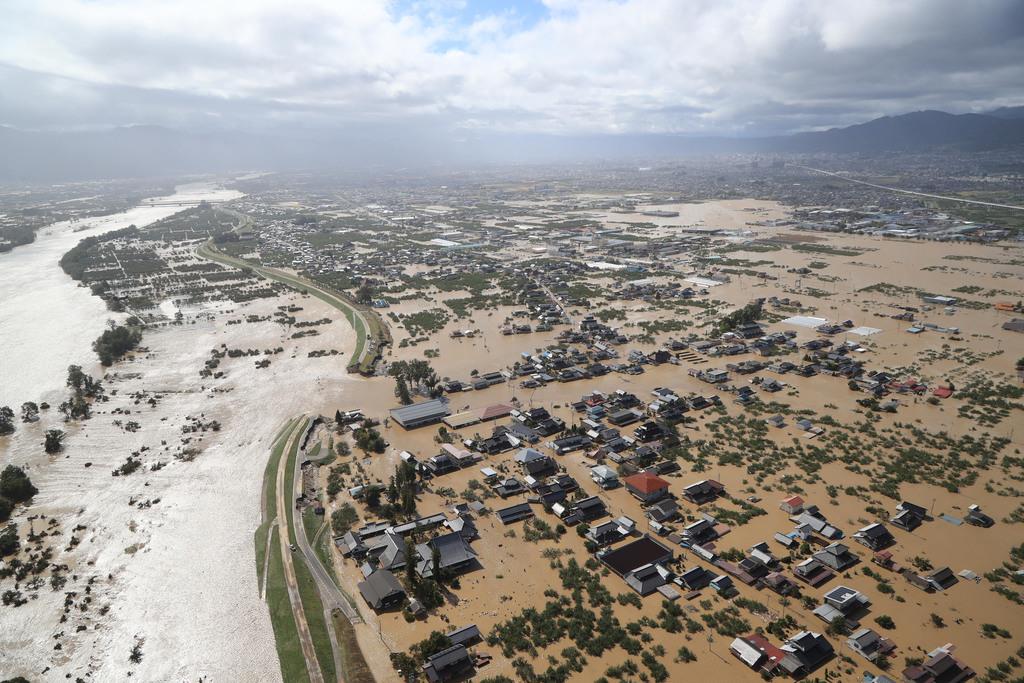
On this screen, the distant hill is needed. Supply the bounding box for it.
[986,105,1024,120]
[772,110,1024,153]
[2,107,1024,181]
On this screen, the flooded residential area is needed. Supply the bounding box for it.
[1,156,1022,683]
[3,4,1024,681]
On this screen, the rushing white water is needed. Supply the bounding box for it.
[0,182,242,408]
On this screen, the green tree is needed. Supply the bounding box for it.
[395,376,413,405]
[20,402,39,423]
[0,466,37,503]
[0,406,15,435]
[0,525,19,557]
[330,503,359,535]
[44,429,66,454]
[356,281,374,304]
[404,537,417,588]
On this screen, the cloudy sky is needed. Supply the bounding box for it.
[2,0,1023,136]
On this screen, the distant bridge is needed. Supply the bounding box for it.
[138,199,231,207]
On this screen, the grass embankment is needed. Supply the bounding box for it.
[255,417,338,683]
[197,241,385,372]
[256,419,309,681]
[332,611,376,683]
[255,418,300,589]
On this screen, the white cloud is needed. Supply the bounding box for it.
[1,0,1021,133]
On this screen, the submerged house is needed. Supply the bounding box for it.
[414,531,477,579]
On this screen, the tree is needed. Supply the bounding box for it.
[0,525,19,557]
[356,281,374,305]
[20,402,39,423]
[395,376,412,405]
[93,323,143,366]
[826,614,848,636]
[404,537,417,588]
[431,543,441,582]
[331,503,359,535]
[44,429,66,454]
[365,487,382,509]
[0,466,36,503]
[0,407,14,435]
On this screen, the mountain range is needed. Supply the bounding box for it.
[2,108,1023,182]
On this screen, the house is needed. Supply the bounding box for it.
[682,479,725,505]
[634,421,667,443]
[445,515,478,540]
[390,398,451,429]
[515,448,557,477]
[645,498,680,523]
[902,644,975,683]
[590,464,619,489]
[778,631,834,677]
[423,452,460,477]
[678,566,713,590]
[762,572,798,596]
[814,542,859,571]
[793,558,835,587]
[551,434,590,454]
[357,569,406,611]
[853,523,895,551]
[377,531,407,571]
[623,472,670,503]
[600,536,674,577]
[608,409,643,426]
[925,566,958,592]
[965,505,994,528]
[587,520,629,547]
[573,495,608,522]
[492,477,526,498]
[774,532,798,549]
[423,644,474,683]
[711,574,735,594]
[625,563,671,595]
[496,502,534,525]
[414,532,477,579]
[445,624,482,648]
[892,501,928,531]
[730,634,786,674]
[780,495,805,515]
[795,509,843,540]
[682,518,718,545]
[814,585,870,624]
[846,628,891,663]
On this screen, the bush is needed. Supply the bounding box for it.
[875,615,895,629]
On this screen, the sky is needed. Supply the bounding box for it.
[1,0,1023,136]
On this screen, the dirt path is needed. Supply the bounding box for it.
[276,417,325,683]
[260,517,277,599]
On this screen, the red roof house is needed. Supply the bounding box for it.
[624,472,670,503]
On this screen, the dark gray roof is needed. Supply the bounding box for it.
[357,569,405,609]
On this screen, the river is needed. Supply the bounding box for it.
[0,181,243,409]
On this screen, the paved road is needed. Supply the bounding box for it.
[276,418,325,683]
[536,279,576,326]
[797,166,1024,211]
[293,433,364,626]
[197,242,377,369]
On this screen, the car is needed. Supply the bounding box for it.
[290,544,297,552]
